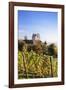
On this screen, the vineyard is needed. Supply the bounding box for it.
[18,47,58,79]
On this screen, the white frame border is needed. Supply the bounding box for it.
[14,6,62,84]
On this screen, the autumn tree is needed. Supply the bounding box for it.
[33,40,42,54]
[42,41,48,55]
[18,40,27,51]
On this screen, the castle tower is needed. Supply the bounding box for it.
[32,33,40,45]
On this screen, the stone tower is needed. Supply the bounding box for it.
[32,33,40,45]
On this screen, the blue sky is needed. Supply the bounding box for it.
[18,10,58,44]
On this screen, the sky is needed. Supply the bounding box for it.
[18,10,58,44]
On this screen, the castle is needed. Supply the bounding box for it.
[32,33,40,45]
[20,33,41,45]
[18,33,41,51]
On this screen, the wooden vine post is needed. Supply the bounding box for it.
[50,56,53,77]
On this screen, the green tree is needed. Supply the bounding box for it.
[48,43,57,57]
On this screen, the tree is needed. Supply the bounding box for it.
[42,41,48,55]
[18,40,27,51]
[33,40,42,54]
[27,44,33,52]
[48,43,57,58]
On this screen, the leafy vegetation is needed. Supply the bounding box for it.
[18,40,58,79]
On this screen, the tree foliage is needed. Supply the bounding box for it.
[48,43,57,58]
